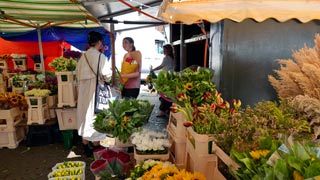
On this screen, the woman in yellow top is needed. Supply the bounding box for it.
[120,37,142,99]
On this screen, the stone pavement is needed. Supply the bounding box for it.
[138,85,169,132]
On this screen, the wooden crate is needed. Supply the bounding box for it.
[55,108,77,130]
[13,58,27,71]
[34,63,42,72]
[0,74,4,84]
[134,148,170,165]
[49,109,56,119]
[56,72,77,108]
[168,127,186,169]
[0,60,8,70]
[47,95,58,109]
[0,108,22,131]
[26,96,47,108]
[0,125,27,149]
[0,108,23,132]
[185,127,239,180]
[211,143,240,174]
[27,105,49,125]
[0,83,6,93]
[167,111,187,140]
[12,86,24,94]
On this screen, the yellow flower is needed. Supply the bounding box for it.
[123,116,130,122]
[249,150,260,160]
[184,82,193,90]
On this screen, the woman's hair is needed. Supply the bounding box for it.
[88,31,103,47]
[163,44,175,60]
[123,37,136,51]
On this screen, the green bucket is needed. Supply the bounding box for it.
[61,130,74,149]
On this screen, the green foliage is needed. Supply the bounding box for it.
[154,68,216,105]
[93,99,153,143]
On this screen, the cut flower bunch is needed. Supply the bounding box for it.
[93,99,153,143]
[0,92,27,110]
[126,160,206,180]
[49,56,77,72]
[24,89,51,97]
[131,128,171,154]
[155,67,216,105]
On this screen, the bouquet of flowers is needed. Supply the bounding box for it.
[120,54,138,85]
[0,92,27,110]
[91,148,131,179]
[12,74,29,87]
[24,89,51,97]
[93,99,153,143]
[131,128,171,154]
[27,75,58,96]
[49,56,77,72]
[126,160,206,180]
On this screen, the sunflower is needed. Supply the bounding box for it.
[10,97,19,106]
[184,82,193,91]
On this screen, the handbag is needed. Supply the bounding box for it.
[84,53,112,114]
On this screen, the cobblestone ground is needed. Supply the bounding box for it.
[0,85,169,180]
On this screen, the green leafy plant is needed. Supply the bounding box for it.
[93,99,153,143]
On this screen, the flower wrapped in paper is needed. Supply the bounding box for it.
[120,51,141,85]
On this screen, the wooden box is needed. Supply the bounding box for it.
[168,127,186,169]
[13,58,27,71]
[27,107,49,125]
[56,72,77,108]
[0,125,27,149]
[55,108,77,130]
[167,111,187,140]
[0,108,22,132]
[134,148,170,165]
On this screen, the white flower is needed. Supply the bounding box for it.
[130,128,171,152]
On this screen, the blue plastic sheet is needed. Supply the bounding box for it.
[0,27,113,58]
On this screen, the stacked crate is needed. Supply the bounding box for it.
[47,95,58,119]
[26,96,50,125]
[55,71,77,133]
[56,71,77,108]
[0,107,27,149]
[11,54,27,71]
[167,111,187,169]
[185,127,225,180]
[0,74,6,92]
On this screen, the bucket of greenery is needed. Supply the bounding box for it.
[93,98,153,143]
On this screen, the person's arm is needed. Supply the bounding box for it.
[151,64,164,72]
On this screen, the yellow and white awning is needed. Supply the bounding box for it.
[158,0,320,24]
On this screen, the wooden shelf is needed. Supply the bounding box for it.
[172,34,209,46]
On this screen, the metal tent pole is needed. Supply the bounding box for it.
[37,25,45,77]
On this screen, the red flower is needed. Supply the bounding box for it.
[101,149,118,160]
[117,151,130,163]
[90,159,106,169]
[176,93,188,102]
[183,121,193,127]
[125,57,134,63]
[210,103,216,111]
[170,104,179,113]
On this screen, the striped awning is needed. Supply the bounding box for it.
[158,0,320,24]
[0,0,101,33]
